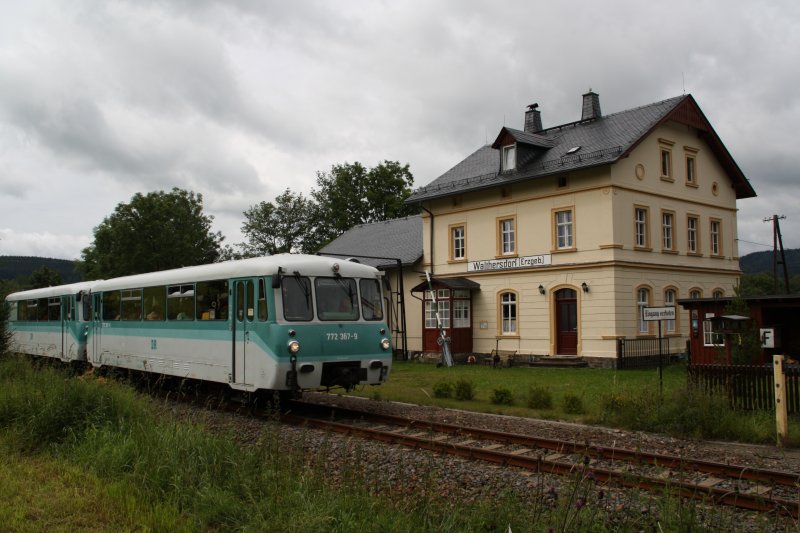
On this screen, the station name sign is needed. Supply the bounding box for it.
[642,306,676,321]
[468,254,552,272]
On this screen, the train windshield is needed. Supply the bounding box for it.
[359,279,384,321]
[315,277,359,321]
[282,276,313,321]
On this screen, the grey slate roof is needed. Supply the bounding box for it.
[407,94,755,203]
[318,215,422,270]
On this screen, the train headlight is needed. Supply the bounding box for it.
[287,340,301,354]
[380,338,390,351]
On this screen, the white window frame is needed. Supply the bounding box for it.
[635,207,649,248]
[499,218,515,256]
[662,211,674,251]
[453,299,470,328]
[664,289,676,334]
[710,219,721,256]
[637,287,651,334]
[703,316,724,347]
[451,225,465,260]
[556,209,573,249]
[687,216,698,254]
[500,292,517,335]
[502,144,516,171]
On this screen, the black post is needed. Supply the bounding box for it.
[658,320,663,400]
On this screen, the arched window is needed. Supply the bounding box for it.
[689,288,702,300]
[499,292,517,335]
[664,288,677,334]
[637,286,651,335]
[713,289,724,299]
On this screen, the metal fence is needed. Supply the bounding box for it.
[616,337,677,369]
[687,363,800,414]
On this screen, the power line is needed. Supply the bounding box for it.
[735,238,773,248]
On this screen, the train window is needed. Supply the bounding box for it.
[25,300,38,321]
[48,297,61,321]
[38,298,49,321]
[315,277,359,321]
[359,279,384,321]
[167,284,195,321]
[82,295,92,322]
[64,297,74,321]
[196,280,228,320]
[144,286,165,320]
[257,279,268,321]
[246,280,255,322]
[281,276,312,321]
[121,289,142,321]
[7,301,18,321]
[102,291,121,321]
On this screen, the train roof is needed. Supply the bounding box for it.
[4,256,381,302]
[6,281,97,302]
[90,254,381,292]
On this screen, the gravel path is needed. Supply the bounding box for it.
[159,391,800,532]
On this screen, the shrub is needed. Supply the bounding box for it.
[490,387,514,405]
[432,381,453,399]
[562,393,585,414]
[527,385,553,409]
[453,378,475,401]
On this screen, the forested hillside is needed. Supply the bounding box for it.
[0,256,81,284]
[739,249,800,276]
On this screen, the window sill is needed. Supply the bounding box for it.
[495,334,520,339]
[661,249,679,255]
[447,259,467,264]
[687,252,703,257]
[634,246,653,252]
[495,254,518,259]
[710,254,725,260]
[660,176,674,183]
[551,247,577,254]
[685,182,699,188]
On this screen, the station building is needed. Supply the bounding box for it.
[322,91,756,367]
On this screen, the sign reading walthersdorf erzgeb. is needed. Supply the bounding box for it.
[642,306,677,321]
[468,254,552,272]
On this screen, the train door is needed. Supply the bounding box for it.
[60,296,68,359]
[232,279,255,385]
[91,292,103,365]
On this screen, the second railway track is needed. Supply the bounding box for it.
[283,400,800,518]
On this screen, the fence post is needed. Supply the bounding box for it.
[774,354,788,447]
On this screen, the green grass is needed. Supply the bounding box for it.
[349,361,800,445]
[2,355,799,531]
[350,360,686,421]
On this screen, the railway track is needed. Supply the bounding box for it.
[283,401,800,518]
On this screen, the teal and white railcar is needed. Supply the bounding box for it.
[6,282,96,362]
[81,254,391,393]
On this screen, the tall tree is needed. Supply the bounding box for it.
[79,188,224,279]
[239,189,313,256]
[308,160,418,250]
[28,266,63,289]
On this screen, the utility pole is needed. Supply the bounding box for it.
[763,215,789,294]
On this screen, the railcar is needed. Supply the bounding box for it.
[5,255,392,394]
[6,282,95,362]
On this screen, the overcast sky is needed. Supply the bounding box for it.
[1,0,798,261]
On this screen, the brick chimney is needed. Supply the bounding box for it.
[581,90,601,121]
[524,103,543,133]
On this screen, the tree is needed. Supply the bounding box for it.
[308,160,418,251]
[79,188,224,279]
[28,266,63,289]
[239,189,313,256]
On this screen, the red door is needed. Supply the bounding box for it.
[422,289,473,353]
[556,288,578,355]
